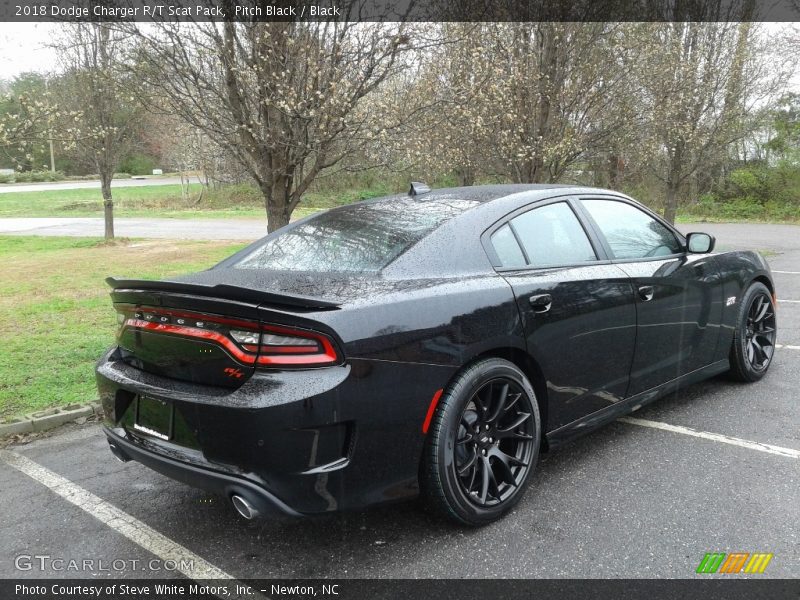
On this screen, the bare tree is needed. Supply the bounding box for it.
[53,23,143,240]
[127,16,430,231]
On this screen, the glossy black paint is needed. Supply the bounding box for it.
[502,264,637,428]
[614,254,723,395]
[96,184,774,516]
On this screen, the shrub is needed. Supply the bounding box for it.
[118,153,158,176]
[0,170,65,184]
[681,161,800,222]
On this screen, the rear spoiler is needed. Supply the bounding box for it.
[105,278,341,310]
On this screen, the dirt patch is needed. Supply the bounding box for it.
[61,201,103,211]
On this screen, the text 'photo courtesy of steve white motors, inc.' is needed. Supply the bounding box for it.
[14,583,256,598]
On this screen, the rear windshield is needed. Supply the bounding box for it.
[232,198,478,273]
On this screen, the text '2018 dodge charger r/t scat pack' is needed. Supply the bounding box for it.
[96,184,776,525]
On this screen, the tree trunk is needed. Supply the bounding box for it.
[663,142,684,225]
[608,154,623,188]
[267,206,291,233]
[528,156,546,183]
[101,172,114,240]
[663,180,679,225]
[455,166,474,187]
[258,179,293,233]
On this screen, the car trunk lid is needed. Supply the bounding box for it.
[108,278,342,389]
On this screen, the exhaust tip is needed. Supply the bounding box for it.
[231,494,260,520]
[108,442,130,463]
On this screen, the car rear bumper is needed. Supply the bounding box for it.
[104,425,301,517]
[95,346,457,515]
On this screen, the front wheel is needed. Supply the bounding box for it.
[421,358,541,526]
[729,282,777,382]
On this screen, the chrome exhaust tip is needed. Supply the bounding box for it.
[108,442,130,463]
[231,494,260,520]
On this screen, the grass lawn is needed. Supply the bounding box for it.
[0,184,266,219]
[0,181,402,220]
[0,236,247,420]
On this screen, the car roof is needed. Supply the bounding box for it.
[405,183,575,203]
[359,183,628,211]
[354,184,581,209]
[378,184,633,278]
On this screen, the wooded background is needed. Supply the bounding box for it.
[1,17,798,236]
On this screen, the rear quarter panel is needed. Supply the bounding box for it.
[319,274,523,366]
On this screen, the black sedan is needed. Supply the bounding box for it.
[96,184,776,525]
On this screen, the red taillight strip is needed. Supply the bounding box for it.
[125,319,259,364]
[421,388,445,434]
[121,310,340,367]
[262,345,324,355]
[256,335,338,365]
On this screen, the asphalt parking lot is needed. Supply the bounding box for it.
[0,222,798,580]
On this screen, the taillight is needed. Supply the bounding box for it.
[230,330,260,345]
[116,306,340,367]
[255,324,338,365]
[228,324,339,365]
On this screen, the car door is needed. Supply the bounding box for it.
[485,198,638,430]
[576,196,723,397]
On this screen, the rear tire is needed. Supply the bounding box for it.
[421,358,541,526]
[729,282,777,382]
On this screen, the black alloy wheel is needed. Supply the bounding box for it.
[421,358,541,526]
[744,291,777,371]
[730,282,777,382]
[454,379,535,506]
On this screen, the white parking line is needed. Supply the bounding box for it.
[778,299,800,303]
[618,417,800,459]
[777,344,800,350]
[773,271,800,274]
[0,449,233,580]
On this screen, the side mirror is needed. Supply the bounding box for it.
[686,232,715,254]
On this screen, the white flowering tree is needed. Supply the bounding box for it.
[129,19,426,231]
[403,23,636,186]
[53,23,143,240]
[0,83,59,167]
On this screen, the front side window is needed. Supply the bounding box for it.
[581,199,681,259]
[504,202,598,267]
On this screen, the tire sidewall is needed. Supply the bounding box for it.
[430,359,541,525]
[733,282,775,381]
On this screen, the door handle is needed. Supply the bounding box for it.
[529,294,552,313]
[638,286,655,302]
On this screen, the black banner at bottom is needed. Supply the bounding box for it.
[3,579,799,600]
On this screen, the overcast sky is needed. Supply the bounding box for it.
[0,22,797,89]
[0,23,59,77]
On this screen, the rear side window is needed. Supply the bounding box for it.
[490,224,526,268]
[581,199,681,259]
[232,198,478,273]
[498,202,597,268]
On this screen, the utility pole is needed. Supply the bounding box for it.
[44,78,55,172]
[48,139,55,173]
